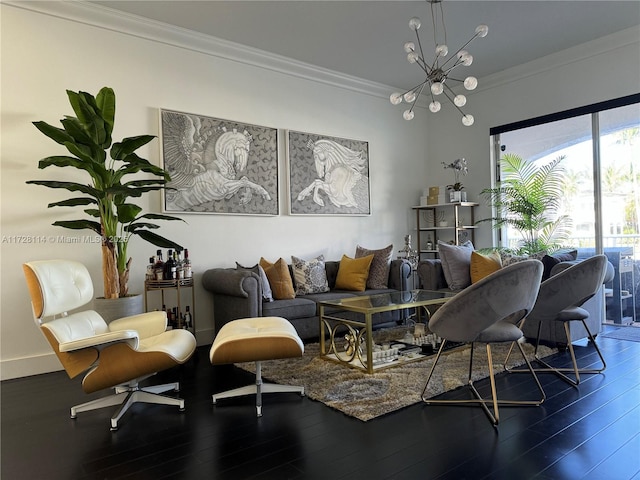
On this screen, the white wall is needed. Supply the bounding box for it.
[0,3,430,379]
[426,26,640,249]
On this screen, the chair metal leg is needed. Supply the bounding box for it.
[507,320,606,387]
[422,341,545,427]
[212,361,305,417]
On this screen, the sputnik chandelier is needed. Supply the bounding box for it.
[390,0,488,126]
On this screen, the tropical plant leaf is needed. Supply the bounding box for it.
[48,197,96,208]
[135,229,183,250]
[32,121,73,145]
[110,135,155,160]
[52,219,102,235]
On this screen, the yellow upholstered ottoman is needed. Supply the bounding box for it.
[209,316,305,416]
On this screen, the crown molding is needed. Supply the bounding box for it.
[4,0,410,103]
[477,25,640,94]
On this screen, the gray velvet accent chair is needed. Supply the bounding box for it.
[421,260,545,427]
[506,254,608,386]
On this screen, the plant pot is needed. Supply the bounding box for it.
[93,294,144,323]
[449,190,467,202]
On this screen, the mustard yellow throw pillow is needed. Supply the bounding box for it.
[470,251,502,283]
[259,257,296,299]
[335,254,374,291]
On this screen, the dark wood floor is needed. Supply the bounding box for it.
[2,330,640,480]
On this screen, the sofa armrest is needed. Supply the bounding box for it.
[388,259,411,291]
[416,259,448,290]
[202,268,262,333]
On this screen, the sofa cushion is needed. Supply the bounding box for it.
[259,257,296,300]
[262,297,317,320]
[355,244,393,289]
[291,255,330,295]
[235,262,274,302]
[335,254,374,291]
[470,251,502,283]
[438,240,474,290]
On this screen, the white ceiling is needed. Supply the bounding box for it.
[92,1,640,91]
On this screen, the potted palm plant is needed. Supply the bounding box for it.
[477,152,571,254]
[27,87,184,302]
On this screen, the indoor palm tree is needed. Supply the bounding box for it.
[478,152,571,254]
[27,87,184,299]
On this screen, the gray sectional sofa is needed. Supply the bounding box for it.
[202,259,412,341]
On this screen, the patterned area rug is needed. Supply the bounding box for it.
[236,328,556,421]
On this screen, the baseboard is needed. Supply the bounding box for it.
[1,352,62,381]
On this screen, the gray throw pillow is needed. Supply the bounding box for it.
[355,244,393,289]
[438,240,474,290]
[236,262,273,302]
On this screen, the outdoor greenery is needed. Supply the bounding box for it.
[478,152,572,255]
[27,87,184,299]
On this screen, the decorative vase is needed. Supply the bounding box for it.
[449,190,461,202]
[93,294,145,323]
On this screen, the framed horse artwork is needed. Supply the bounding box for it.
[160,109,279,215]
[287,130,371,215]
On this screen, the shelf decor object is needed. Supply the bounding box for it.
[412,202,478,259]
[389,0,488,125]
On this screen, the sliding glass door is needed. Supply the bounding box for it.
[491,96,639,325]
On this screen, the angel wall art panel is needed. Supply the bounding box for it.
[287,130,370,215]
[160,109,278,215]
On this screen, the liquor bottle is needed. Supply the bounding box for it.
[163,249,176,280]
[173,307,179,329]
[154,250,164,280]
[146,257,155,281]
[183,249,192,278]
[183,305,192,331]
[175,250,184,279]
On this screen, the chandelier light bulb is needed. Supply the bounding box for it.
[407,52,419,64]
[404,42,415,53]
[462,114,475,126]
[460,53,473,66]
[429,101,441,113]
[475,25,489,37]
[409,17,421,31]
[463,76,478,90]
[454,94,467,107]
[390,92,403,105]
[435,44,449,57]
[404,91,417,103]
[403,109,415,121]
[430,82,444,95]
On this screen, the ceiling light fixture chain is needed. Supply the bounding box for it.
[390,0,488,126]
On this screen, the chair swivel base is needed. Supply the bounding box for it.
[212,361,305,417]
[70,381,184,431]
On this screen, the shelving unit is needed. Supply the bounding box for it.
[144,278,196,332]
[604,248,636,325]
[412,202,478,260]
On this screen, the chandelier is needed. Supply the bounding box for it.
[390,0,488,126]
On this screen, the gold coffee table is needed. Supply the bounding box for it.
[318,289,456,373]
